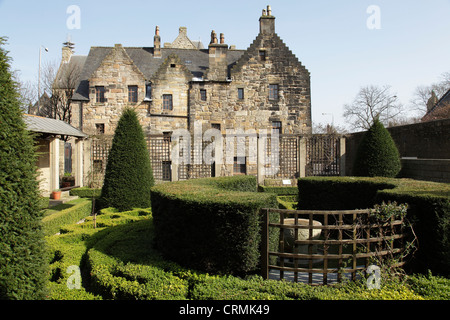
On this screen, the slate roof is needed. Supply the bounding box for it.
[23,114,88,138]
[71,46,245,101]
[53,55,86,90]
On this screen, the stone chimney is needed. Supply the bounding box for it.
[207,30,228,81]
[62,41,74,63]
[259,5,275,35]
[154,26,161,57]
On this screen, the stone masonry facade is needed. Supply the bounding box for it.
[63,6,312,183]
[69,6,311,137]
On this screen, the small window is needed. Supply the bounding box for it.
[211,123,221,131]
[238,88,244,100]
[233,157,246,175]
[128,85,138,103]
[163,94,173,110]
[95,86,106,103]
[145,83,152,101]
[271,121,282,134]
[170,64,176,68]
[259,50,266,61]
[200,89,207,101]
[95,123,105,135]
[269,84,279,101]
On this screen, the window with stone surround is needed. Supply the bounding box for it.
[233,157,247,175]
[200,89,207,101]
[95,86,106,103]
[96,123,105,135]
[145,83,152,101]
[269,84,279,101]
[238,88,244,100]
[163,94,173,110]
[259,50,267,61]
[128,85,138,103]
[272,121,282,134]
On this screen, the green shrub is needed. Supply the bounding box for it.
[70,187,101,198]
[42,198,92,236]
[99,108,154,212]
[297,176,450,276]
[353,119,401,177]
[0,37,48,300]
[151,176,279,276]
[258,185,298,196]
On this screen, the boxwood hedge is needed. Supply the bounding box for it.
[297,176,450,276]
[150,176,278,276]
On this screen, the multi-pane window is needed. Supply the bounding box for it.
[269,84,279,101]
[200,89,207,101]
[163,94,173,110]
[238,88,244,100]
[95,86,106,103]
[233,157,246,175]
[272,121,282,134]
[128,85,138,103]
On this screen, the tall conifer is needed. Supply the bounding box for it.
[99,108,154,211]
[0,37,48,299]
[353,118,401,177]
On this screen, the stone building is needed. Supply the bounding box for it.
[69,6,311,137]
[61,6,313,183]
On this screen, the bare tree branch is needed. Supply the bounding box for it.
[343,85,403,130]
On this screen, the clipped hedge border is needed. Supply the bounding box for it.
[42,199,92,236]
[297,176,450,276]
[258,185,298,196]
[151,176,279,276]
[70,187,101,198]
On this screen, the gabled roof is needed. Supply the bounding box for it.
[71,46,245,101]
[23,114,88,138]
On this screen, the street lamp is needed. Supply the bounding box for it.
[38,45,49,114]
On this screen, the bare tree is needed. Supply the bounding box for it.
[410,71,450,116]
[343,85,403,130]
[10,70,37,112]
[38,59,82,124]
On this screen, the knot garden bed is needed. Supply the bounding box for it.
[261,205,409,286]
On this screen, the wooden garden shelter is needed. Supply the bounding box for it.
[23,114,88,196]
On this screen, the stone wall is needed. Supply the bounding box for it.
[345,118,450,180]
[400,158,450,183]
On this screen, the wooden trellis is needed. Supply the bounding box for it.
[305,135,341,176]
[261,208,406,285]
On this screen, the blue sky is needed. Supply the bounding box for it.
[1,0,450,129]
